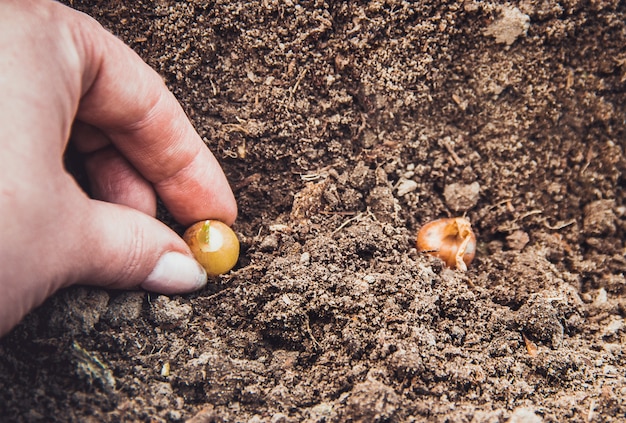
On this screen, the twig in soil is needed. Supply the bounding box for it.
[209,78,218,96]
[319,211,358,216]
[302,312,322,351]
[332,211,365,234]
[203,288,233,302]
[587,399,597,422]
[284,68,308,110]
[543,218,576,230]
[580,146,594,175]
[301,172,323,182]
[232,173,261,191]
[488,198,515,212]
[366,207,378,222]
[519,209,543,220]
[292,68,308,93]
[497,209,544,232]
[222,123,251,135]
[441,137,464,166]
[282,296,321,351]
[331,208,377,235]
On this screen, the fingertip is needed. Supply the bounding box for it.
[76,200,194,292]
[141,251,207,294]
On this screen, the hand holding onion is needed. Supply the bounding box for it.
[0,0,236,336]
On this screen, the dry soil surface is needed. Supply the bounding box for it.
[1,1,625,422]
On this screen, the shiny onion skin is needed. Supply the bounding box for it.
[416,217,476,271]
[183,220,240,276]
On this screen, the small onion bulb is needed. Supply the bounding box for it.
[416,217,476,271]
[183,220,240,276]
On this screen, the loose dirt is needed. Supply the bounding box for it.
[1,1,625,422]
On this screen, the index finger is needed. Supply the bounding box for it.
[70,8,237,225]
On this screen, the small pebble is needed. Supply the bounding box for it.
[396,178,418,196]
[603,318,624,336]
[149,296,193,328]
[259,234,279,252]
[271,413,288,423]
[506,230,530,251]
[583,199,616,236]
[594,288,608,306]
[444,181,480,211]
[509,407,543,423]
[103,291,144,327]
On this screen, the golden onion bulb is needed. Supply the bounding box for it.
[183,220,239,276]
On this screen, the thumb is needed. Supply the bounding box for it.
[76,200,207,294]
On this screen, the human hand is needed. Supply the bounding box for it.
[0,0,237,335]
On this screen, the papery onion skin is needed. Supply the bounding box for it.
[416,217,476,271]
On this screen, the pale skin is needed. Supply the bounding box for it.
[0,0,237,336]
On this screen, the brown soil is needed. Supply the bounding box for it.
[2,1,625,422]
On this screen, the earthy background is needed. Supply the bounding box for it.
[1,0,625,422]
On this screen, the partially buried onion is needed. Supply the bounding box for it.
[416,217,476,271]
